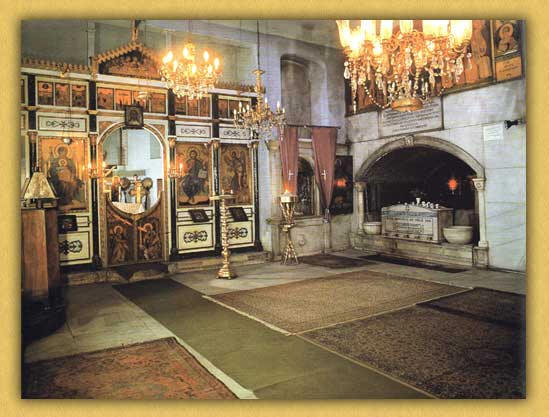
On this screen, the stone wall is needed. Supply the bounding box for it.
[347,79,526,272]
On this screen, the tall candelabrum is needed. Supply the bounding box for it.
[210,191,237,279]
[279,190,299,265]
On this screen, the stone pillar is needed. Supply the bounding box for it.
[473,178,488,248]
[266,139,282,258]
[87,22,95,66]
[164,29,173,49]
[354,181,366,234]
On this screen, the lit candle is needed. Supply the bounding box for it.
[380,20,393,40]
[239,101,242,109]
[277,100,280,110]
[179,163,183,174]
[399,20,413,35]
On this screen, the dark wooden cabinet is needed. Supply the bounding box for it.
[21,208,61,301]
[21,207,65,344]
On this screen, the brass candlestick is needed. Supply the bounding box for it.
[280,190,299,265]
[211,191,237,279]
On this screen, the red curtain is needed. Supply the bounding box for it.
[312,127,337,213]
[280,126,299,194]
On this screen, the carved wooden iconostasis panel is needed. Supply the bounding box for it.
[175,140,216,254]
[176,142,212,207]
[219,144,253,204]
[219,143,255,249]
[97,123,169,267]
[37,135,93,265]
[106,195,164,266]
[22,47,261,269]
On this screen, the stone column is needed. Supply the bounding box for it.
[266,139,282,257]
[354,181,366,233]
[87,22,96,65]
[473,178,488,248]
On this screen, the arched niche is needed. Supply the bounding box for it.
[356,135,485,180]
[354,135,488,249]
[280,54,328,127]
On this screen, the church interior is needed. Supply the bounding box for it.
[20,19,526,400]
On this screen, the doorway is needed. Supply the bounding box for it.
[99,127,167,266]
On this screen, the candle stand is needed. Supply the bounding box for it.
[210,191,237,279]
[280,190,299,265]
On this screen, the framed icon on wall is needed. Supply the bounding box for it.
[124,105,144,129]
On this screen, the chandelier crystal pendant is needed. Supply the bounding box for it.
[160,37,222,99]
[337,20,473,112]
[233,21,286,139]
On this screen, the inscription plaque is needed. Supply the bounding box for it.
[381,203,452,243]
[379,97,443,137]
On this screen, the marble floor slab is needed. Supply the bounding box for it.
[172,249,526,296]
[25,252,526,365]
[24,283,172,363]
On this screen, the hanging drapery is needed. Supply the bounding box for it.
[312,127,337,217]
[279,126,299,194]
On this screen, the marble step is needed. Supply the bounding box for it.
[65,251,271,286]
[168,251,271,273]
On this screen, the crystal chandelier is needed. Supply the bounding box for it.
[160,39,222,99]
[233,21,286,139]
[337,20,473,112]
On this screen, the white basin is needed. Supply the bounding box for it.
[443,226,473,245]
[363,221,382,235]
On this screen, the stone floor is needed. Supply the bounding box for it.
[23,249,526,398]
[172,248,526,296]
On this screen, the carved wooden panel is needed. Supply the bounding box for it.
[106,193,164,265]
[136,205,163,262]
[39,137,88,213]
[175,142,211,207]
[106,202,135,265]
[219,144,252,205]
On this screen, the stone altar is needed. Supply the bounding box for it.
[381,203,452,243]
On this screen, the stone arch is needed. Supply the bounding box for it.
[97,121,167,151]
[356,135,485,180]
[352,134,489,259]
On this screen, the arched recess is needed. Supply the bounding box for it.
[354,135,488,249]
[96,122,170,266]
[280,53,328,126]
[356,135,484,180]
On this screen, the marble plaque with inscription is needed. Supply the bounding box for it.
[379,97,443,137]
[381,203,452,243]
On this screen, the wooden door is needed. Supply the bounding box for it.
[105,193,164,266]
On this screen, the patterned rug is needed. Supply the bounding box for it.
[208,271,465,334]
[304,291,526,399]
[299,254,376,269]
[360,254,469,273]
[22,337,237,399]
[422,287,525,327]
